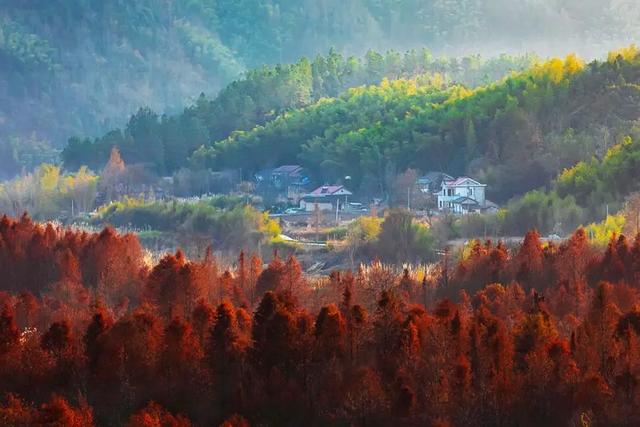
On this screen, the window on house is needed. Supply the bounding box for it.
[447,189,453,196]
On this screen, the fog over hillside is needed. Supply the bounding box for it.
[1,0,639,148]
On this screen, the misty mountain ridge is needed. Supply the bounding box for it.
[1,0,640,154]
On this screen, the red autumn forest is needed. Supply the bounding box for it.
[0,213,640,426]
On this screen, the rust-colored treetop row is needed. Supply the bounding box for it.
[1,214,640,426]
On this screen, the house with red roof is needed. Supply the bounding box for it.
[299,185,353,212]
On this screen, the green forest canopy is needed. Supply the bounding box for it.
[61,46,640,214]
[194,48,640,203]
[61,49,536,174]
[2,0,638,149]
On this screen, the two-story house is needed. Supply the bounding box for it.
[437,176,488,214]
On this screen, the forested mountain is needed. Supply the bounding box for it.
[193,48,640,203]
[60,46,640,209]
[499,131,640,235]
[0,0,241,149]
[2,0,638,160]
[61,49,535,174]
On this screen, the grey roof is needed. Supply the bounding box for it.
[451,196,480,206]
[418,171,453,184]
[482,200,500,209]
[272,165,303,175]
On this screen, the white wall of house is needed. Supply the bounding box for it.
[449,202,463,214]
[437,179,486,211]
[300,200,334,212]
[438,185,485,204]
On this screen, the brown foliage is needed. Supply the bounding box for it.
[126,401,191,427]
[4,215,640,425]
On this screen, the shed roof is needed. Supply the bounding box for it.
[308,185,352,196]
[418,171,453,183]
[273,165,303,175]
[451,196,480,206]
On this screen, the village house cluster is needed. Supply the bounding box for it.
[254,165,354,213]
[98,151,499,217]
[254,164,497,216]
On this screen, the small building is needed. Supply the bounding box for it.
[418,172,453,193]
[437,176,497,214]
[271,165,305,186]
[300,185,353,212]
[274,166,311,202]
[254,165,310,203]
[482,200,500,214]
[445,197,499,215]
[445,197,482,215]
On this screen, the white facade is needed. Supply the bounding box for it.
[437,177,487,213]
[300,200,334,212]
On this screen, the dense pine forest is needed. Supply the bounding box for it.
[60,49,536,175]
[0,215,640,425]
[1,0,638,162]
[62,49,640,197]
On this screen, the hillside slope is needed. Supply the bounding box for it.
[1,0,637,150]
[61,50,535,174]
[194,49,640,203]
[0,0,242,147]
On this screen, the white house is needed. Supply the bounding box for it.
[437,176,488,214]
[299,185,353,212]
